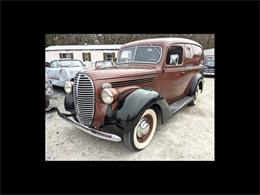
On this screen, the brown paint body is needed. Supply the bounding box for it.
[79,38,204,129]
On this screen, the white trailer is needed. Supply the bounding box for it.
[45,44,123,64]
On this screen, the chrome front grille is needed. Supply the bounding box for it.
[74,74,95,126]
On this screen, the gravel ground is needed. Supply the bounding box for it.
[45,77,214,161]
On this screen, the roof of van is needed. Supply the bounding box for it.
[121,37,203,48]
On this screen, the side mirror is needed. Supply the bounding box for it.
[45,62,50,67]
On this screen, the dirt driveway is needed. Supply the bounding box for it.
[45,77,214,161]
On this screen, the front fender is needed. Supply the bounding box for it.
[64,93,75,113]
[59,69,70,82]
[104,88,172,133]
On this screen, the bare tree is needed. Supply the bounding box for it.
[45,34,214,49]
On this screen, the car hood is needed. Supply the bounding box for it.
[78,64,159,80]
[61,67,88,77]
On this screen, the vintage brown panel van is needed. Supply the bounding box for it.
[56,38,204,151]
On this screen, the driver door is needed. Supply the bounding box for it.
[157,44,189,103]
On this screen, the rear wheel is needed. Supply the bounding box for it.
[189,82,201,106]
[123,108,157,151]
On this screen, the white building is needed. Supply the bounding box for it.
[45,44,123,64]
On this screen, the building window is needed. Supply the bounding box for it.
[82,53,91,62]
[59,53,74,59]
[103,52,115,61]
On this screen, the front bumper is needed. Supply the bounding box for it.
[55,108,122,142]
[203,72,215,76]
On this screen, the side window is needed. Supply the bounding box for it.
[50,61,59,68]
[191,45,203,64]
[192,45,203,56]
[185,44,194,59]
[166,46,183,66]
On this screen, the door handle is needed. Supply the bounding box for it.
[181,71,185,74]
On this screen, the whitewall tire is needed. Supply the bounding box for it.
[123,108,157,151]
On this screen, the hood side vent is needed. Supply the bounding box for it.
[112,77,154,88]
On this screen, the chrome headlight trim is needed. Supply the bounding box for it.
[101,88,113,104]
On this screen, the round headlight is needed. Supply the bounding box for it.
[64,81,72,94]
[101,88,113,104]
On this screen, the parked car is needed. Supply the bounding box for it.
[45,59,88,87]
[56,38,204,151]
[202,59,215,76]
[45,70,54,111]
[91,60,114,69]
[204,55,214,61]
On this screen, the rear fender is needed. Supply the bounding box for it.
[188,73,204,96]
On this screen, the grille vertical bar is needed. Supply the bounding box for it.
[74,74,95,126]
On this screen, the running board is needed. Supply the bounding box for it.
[169,96,193,114]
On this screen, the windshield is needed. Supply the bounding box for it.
[60,60,84,67]
[117,46,162,64]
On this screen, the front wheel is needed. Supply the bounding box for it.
[123,108,157,151]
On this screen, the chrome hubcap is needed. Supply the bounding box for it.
[137,118,150,138]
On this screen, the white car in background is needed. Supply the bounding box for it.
[45,59,89,87]
[91,60,114,69]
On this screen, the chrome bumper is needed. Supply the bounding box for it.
[203,69,215,76]
[56,108,121,142]
[203,72,215,76]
